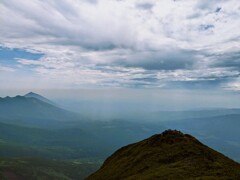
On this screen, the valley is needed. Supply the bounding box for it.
[0,93,240,179]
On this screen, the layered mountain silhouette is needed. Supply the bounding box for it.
[0,93,162,160]
[0,93,83,128]
[88,130,240,180]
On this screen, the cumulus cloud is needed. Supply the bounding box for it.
[0,0,239,89]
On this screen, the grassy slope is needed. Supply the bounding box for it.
[0,157,100,180]
[88,130,240,180]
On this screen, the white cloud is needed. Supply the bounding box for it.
[0,0,239,89]
[224,78,240,91]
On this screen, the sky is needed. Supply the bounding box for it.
[0,0,240,109]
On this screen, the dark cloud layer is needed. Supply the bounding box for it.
[113,50,198,70]
[212,52,240,70]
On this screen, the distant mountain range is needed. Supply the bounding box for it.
[0,93,166,159]
[0,92,240,179]
[88,130,240,179]
[0,93,85,128]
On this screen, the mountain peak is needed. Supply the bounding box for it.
[162,129,184,136]
[87,130,240,180]
[144,129,198,147]
[25,92,40,96]
[24,92,55,105]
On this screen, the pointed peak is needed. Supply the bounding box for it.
[24,92,56,106]
[25,92,39,96]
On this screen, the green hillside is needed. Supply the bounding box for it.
[0,157,100,180]
[88,130,240,180]
[0,120,165,159]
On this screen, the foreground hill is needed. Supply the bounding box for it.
[88,130,240,180]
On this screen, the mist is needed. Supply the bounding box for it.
[1,88,240,121]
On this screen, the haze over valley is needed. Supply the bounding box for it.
[0,92,240,161]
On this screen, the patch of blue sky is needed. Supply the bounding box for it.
[0,47,43,66]
[198,24,214,31]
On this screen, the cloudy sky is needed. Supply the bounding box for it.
[0,0,240,91]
